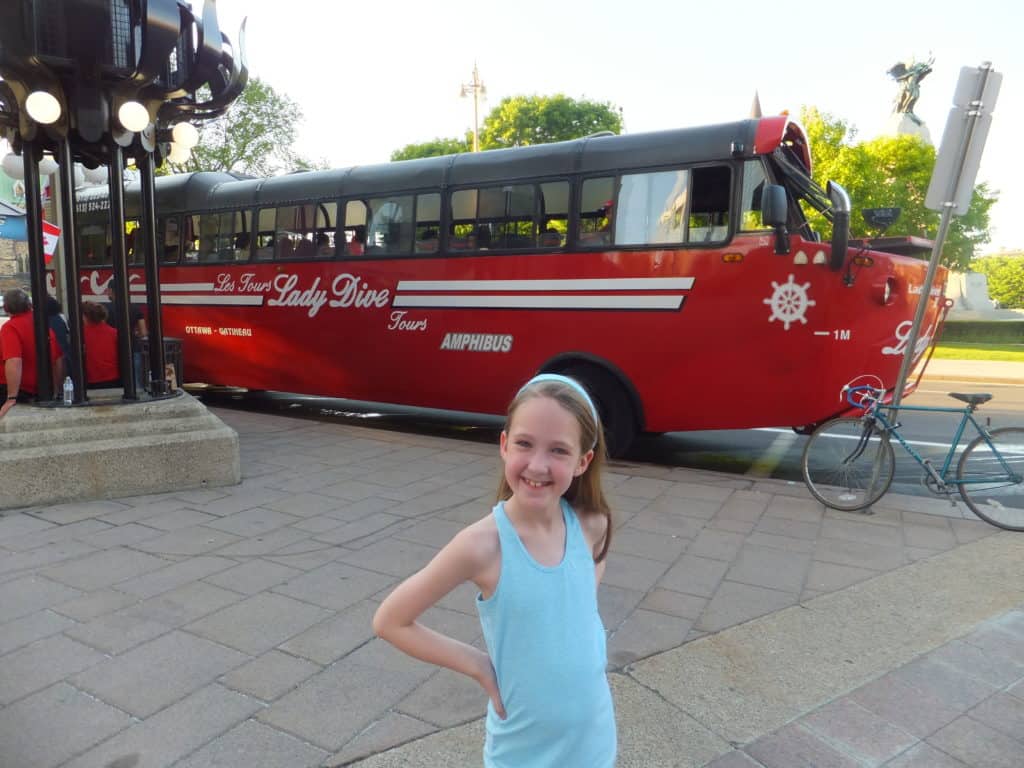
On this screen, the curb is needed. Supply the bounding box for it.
[921,373,1024,386]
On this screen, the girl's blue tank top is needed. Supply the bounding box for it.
[476,499,616,768]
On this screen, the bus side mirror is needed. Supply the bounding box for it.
[761,184,789,255]
[827,180,851,271]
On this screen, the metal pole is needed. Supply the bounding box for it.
[22,142,54,401]
[891,63,992,410]
[57,137,86,402]
[138,151,167,395]
[472,67,480,153]
[107,145,137,400]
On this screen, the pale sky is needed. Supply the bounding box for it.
[208,0,1019,252]
[103,2,1024,254]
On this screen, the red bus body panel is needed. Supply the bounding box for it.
[80,236,944,433]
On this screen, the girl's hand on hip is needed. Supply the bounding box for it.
[472,651,506,719]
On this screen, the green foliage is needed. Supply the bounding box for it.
[165,77,323,176]
[971,254,1024,309]
[391,136,471,162]
[477,94,622,149]
[940,320,1024,342]
[390,94,622,160]
[932,342,1024,362]
[799,107,998,271]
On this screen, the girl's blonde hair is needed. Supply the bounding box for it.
[496,377,613,562]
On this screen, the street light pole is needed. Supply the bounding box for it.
[460,63,486,153]
[0,0,247,406]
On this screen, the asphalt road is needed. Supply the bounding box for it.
[196,376,1024,501]
[629,378,1024,494]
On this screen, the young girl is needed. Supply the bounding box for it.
[373,373,616,767]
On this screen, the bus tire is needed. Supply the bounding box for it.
[562,365,637,459]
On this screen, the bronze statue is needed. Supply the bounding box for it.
[888,56,934,124]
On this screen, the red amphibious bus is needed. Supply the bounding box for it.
[76,115,946,455]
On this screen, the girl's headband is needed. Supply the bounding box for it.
[518,374,600,447]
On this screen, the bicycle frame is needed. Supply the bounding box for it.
[869,402,1015,489]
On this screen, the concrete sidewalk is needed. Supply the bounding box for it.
[923,358,1023,384]
[1,407,1023,768]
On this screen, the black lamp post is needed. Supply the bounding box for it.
[0,0,246,403]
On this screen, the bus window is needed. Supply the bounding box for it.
[276,204,315,259]
[539,181,569,248]
[255,208,275,260]
[183,215,200,262]
[314,201,338,257]
[450,184,538,251]
[579,177,614,246]
[493,185,536,249]
[199,214,219,261]
[343,200,368,256]
[415,193,440,254]
[161,216,181,264]
[224,210,251,261]
[686,166,732,243]
[79,213,111,267]
[125,219,143,264]
[449,189,477,251]
[740,159,770,231]
[366,195,413,256]
[616,169,688,245]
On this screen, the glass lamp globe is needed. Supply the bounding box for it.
[118,101,150,132]
[26,91,61,124]
[167,142,191,164]
[1,153,25,180]
[171,122,199,149]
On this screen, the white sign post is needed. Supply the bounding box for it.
[891,62,1001,409]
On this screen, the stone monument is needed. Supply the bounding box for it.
[886,55,934,144]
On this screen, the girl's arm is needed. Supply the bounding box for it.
[373,525,505,718]
[581,512,610,585]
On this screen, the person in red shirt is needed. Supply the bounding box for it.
[1,288,62,418]
[82,301,121,387]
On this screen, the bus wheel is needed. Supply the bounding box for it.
[563,365,637,459]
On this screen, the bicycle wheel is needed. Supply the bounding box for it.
[957,427,1024,531]
[802,417,895,511]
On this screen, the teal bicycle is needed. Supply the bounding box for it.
[802,383,1024,531]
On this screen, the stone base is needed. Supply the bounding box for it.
[0,390,240,510]
[886,113,932,145]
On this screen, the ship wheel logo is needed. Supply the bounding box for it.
[763,274,815,330]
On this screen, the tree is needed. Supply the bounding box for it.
[971,254,1024,309]
[166,77,322,176]
[391,136,470,162]
[478,94,622,149]
[799,107,998,271]
[389,94,623,160]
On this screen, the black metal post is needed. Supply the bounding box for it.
[107,145,137,400]
[57,137,86,402]
[138,151,167,394]
[22,142,54,401]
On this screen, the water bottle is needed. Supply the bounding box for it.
[62,376,74,406]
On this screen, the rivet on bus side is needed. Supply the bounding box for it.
[722,253,743,263]
[793,250,808,265]
[813,251,827,264]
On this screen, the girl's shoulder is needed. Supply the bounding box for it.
[450,513,501,571]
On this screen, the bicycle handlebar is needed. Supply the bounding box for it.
[846,385,885,410]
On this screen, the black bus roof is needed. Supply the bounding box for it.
[76,116,801,216]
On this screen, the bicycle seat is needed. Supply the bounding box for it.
[949,392,992,406]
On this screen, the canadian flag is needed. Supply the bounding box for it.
[41,220,60,263]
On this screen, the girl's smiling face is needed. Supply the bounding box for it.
[500,395,593,513]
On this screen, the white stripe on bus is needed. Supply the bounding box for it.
[396,278,695,292]
[131,283,215,292]
[158,295,265,306]
[393,294,685,310]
